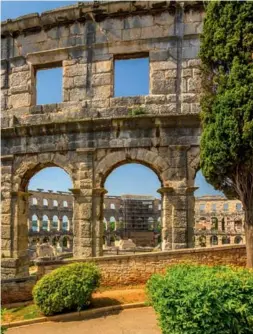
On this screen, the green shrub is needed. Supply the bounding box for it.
[146,264,253,334]
[33,262,101,316]
[128,107,146,116]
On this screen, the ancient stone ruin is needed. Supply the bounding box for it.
[1,1,204,278]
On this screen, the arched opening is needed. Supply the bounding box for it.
[194,170,229,248]
[63,201,68,208]
[52,215,59,231]
[17,165,73,267]
[234,236,243,244]
[62,216,69,231]
[104,163,161,250]
[210,235,218,246]
[222,236,230,245]
[31,214,39,232]
[42,215,49,231]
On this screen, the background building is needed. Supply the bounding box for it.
[27,191,245,253]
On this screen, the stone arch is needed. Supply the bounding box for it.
[13,153,75,192]
[94,149,168,188]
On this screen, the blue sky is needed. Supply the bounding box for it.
[2,1,222,198]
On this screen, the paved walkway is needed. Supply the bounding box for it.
[8,307,161,334]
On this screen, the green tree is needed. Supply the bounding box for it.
[199,1,253,266]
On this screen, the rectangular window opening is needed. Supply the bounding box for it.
[36,65,62,105]
[114,54,149,97]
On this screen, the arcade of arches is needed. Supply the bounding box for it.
[1,1,245,279]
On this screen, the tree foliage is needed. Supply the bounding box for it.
[199,1,253,202]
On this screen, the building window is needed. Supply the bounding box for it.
[53,200,58,207]
[223,203,229,211]
[43,199,48,207]
[110,203,115,210]
[236,203,242,211]
[199,204,205,212]
[63,201,68,208]
[211,204,216,212]
[36,66,62,104]
[158,204,161,210]
[114,56,149,97]
[32,198,38,205]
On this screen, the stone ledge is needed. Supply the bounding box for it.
[1,275,37,284]
[35,245,246,266]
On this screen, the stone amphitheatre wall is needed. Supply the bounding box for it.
[2,245,246,304]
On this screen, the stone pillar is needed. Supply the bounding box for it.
[158,186,197,250]
[92,188,107,257]
[71,189,93,258]
[58,218,62,231]
[38,217,42,232]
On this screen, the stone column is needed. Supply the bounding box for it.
[157,187,173,250]
[92,188,107,257]
[70,188,93,258]
[158,186,197,250]
[58,218,62,231]
[38,217,42,232]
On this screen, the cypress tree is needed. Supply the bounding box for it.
[199,1,253,266]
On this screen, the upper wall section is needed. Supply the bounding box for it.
[1,1,204,126]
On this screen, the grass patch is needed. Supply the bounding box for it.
[2,286,146,324]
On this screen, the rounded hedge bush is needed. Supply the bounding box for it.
[33,262,101,316]
[146,264,253,334]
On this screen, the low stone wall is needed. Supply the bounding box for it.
[37,245,246,286]
[2,245,246,305]
[1,275,37,305]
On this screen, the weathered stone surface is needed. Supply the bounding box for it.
[1,1,206,279]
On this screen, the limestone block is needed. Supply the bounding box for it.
[10,85,29,94]
[181,78,187,93]
[63,64,87,77]
[165,69,177,79]
[188,59,201,67]
[93,60,112,74]
[159,104,177,114]
[63,77,74,89]
[188,77,201,93]
[151,79,176,94]
[173,228,187,243]
[110,96,145,107]
[11,65,29,73]
[90,99,110,108]
[80,223,91,238]
[184,10,203,23]
[145,95,166,104]
[154,12,174,26]
[182,47,199,60]
[151,61,177,71]
[74,75,86,88]
[166,94,177,103]
[182,68,192,77]
[124,15,153,29]
[9,93,31,108]
[1,73,7,89]
[141,25,168,39]
[184,23,198,35]
[182,93,196,103]
[93,85,111,99]
[69,87,86,101]
[151,70,165,80]
[182,103,190,113]
[10,71,29,87]
[1,225,11,239]
[92,73,111,86]
[122,28,141,41]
